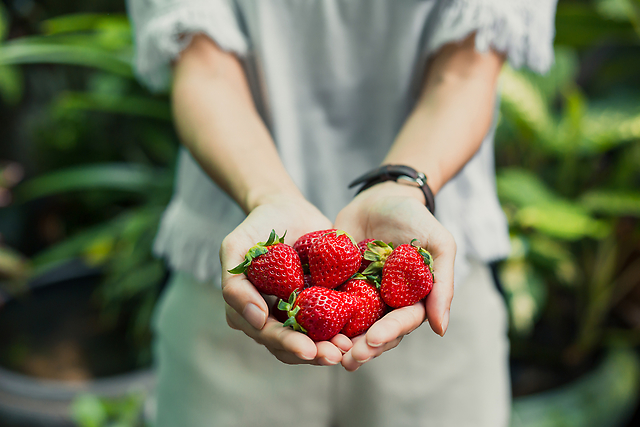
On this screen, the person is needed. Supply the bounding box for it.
[127,0,558,426]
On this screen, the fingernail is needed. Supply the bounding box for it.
[440,309,450,337]
[322,356,340,365]
[243,303,266,329]
[354,356,371,364]
[366,339,383,348]
[298,352,315,361]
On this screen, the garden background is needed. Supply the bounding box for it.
[1,0,640,426]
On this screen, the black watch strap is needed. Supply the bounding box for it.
[348,164,436,214]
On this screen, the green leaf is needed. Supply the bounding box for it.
[53,92,172,121]
[500,66,555,144]
[497,168,558,207]
[581,190,640,217]
[264,229,278,246]
[228,258,251,275]
[277,299,291,312]
[104,261,164,299]
[514,47,579,104]
[0,65,23,105]
[0,42,133,78]
[70,394,108,427]
[30,222,118,270]
[0,245,29,280]
[41,13,130,35]
[580,100,640,152]
[527,235,580,286]
[515,203,611,240]
[499,259,547,335]
[15,163,167,202]
[555,3,638,47]
[0,3,8,42]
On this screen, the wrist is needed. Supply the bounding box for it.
[244,184,305,213]
[380,159,443,196]
[359,181,426,204]
[349,164,436,213]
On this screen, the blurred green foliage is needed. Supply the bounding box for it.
[71,393,146,427]
[497,0,640,367]
[0,9,176,366]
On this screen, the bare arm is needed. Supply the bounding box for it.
[336,34,505,371]
[385,33,505,195]
[172,34,349,366]
[172,34,302,213]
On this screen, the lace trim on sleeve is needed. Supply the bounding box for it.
[426,0,558,73]
[132,1,248,92]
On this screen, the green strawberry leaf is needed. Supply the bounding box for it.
[336,229,357,246]
[227,244,269,274]
[263,229,278,246]
[362,261,384,275]
[282,312,306,333]
[364,251,381,262]
[366,274,382,289]
[277,299,291,312]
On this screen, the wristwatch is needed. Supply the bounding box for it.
[348,164,435,214]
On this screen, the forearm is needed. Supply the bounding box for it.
[384,34,504,196]
[172,35,302,213]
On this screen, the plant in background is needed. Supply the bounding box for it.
[1,10,176,366]
[497,27,640,373]
[71,393,146,427]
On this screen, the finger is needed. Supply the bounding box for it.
[330,334,353,353]
[341,335,403,372]
[222,274,269,330]
[425,236,455,337]
[270,341,344,366]
[315,341,344,366]
[270,348,321,365]
[364,303,426,347]
[226,305,318,360]
[333,207,366,242]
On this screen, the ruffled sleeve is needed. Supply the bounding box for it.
[426,0,558,73]
[127,0,249,92]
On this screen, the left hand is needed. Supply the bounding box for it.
[333,181,456,371]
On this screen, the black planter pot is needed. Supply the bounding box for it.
[0,259,155,427]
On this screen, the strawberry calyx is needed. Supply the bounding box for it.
[361,240,394,275]
[410,239,434,276]
[350,272,381,289]
[227,229,286,274]
[334,229,358,246]
[278,291,307,334]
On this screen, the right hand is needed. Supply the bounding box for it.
[220,194,353,365]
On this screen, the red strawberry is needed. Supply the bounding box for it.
[360,240,394,274]
[270,299,290,323]
[293,229,337,265]
[279,286,359,341]
[303,274,314,288]
[339,275,387,338]
[228,230,304,300]
[308,230,361,289]
[357,239,375,273]
[380,240,434,308]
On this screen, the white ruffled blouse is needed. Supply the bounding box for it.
[127,0,558,286]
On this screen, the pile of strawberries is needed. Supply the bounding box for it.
[229,229,434,341]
